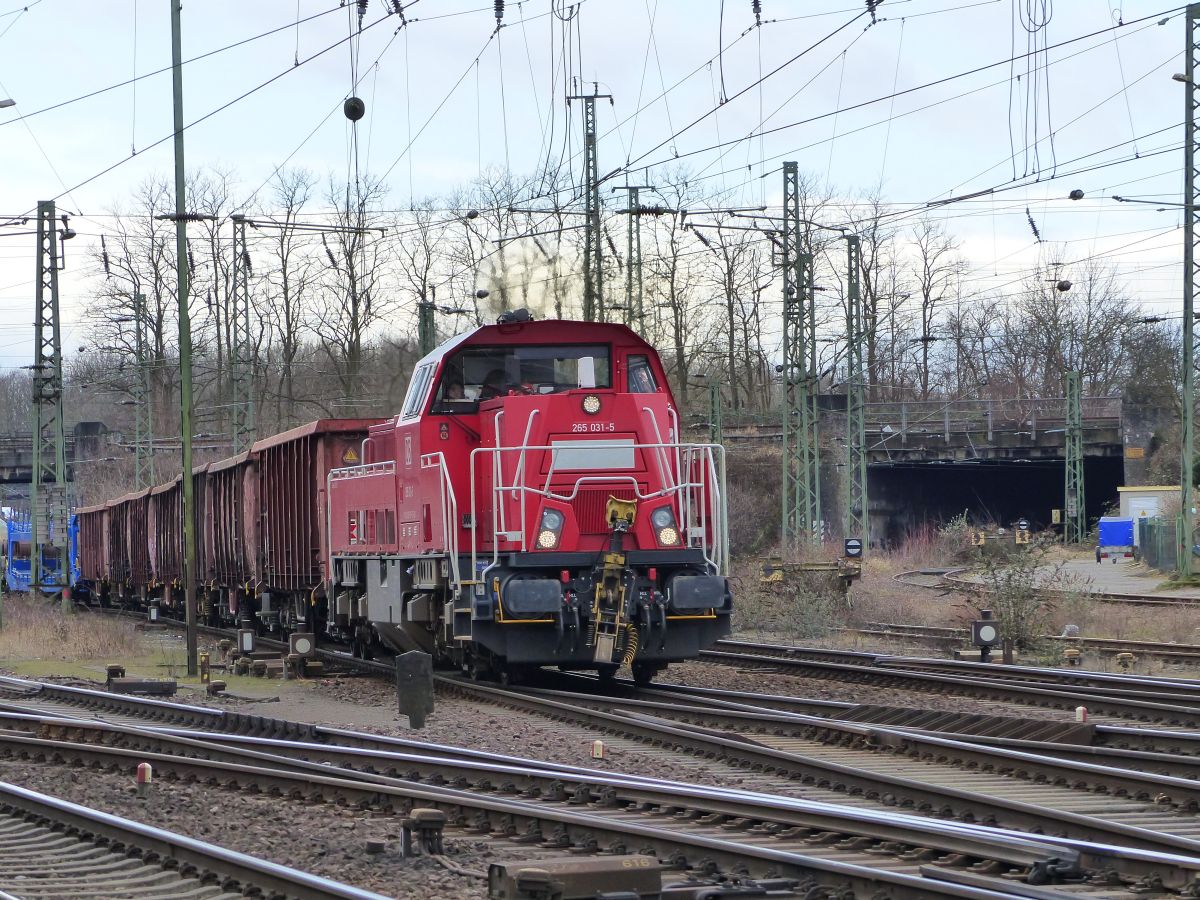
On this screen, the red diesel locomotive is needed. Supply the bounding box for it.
[78,312,731,684]
[327,311,730,682]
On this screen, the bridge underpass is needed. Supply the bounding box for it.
[861,397,1129,545]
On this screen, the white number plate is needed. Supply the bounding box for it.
[571,422,615,433]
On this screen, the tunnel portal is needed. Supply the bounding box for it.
[869,456,1124,547]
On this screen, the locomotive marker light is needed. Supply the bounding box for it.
[971,609,999,663]
[651,506,680,547]
[582,394,602,415]
[537,508,565,550]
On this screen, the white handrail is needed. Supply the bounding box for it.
[468,440,727,574]
[420,452,460,586]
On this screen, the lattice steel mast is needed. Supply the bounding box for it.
[613,185,650,327]
[844,234,867,547]
[1064,371,1086,544]
[30,201,69,609]
[1180,4,1200,575]
[133,291,154,489]
[567,87,611,322]
[230,214,254,453]
[780,162,821,546]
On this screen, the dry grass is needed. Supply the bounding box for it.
[0,595,143,662]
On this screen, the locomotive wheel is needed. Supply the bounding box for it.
[631,661,658,687]
[351,633,374,660]
[466,655,492,681]
[497,664,529,686]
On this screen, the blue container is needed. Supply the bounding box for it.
[1098,516,1135,550]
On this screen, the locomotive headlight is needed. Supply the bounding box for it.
[582,394,601,415]
[651,506,680,546]
[537,507,564,549]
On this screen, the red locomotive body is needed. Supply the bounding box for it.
[326,314,730,681]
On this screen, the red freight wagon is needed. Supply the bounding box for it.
[204,452,253,597]
[252,419,381,631]
[326,313,731,682]
[148,480,180,587]
[74,505,109,583]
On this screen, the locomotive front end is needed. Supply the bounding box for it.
[462,374,731,683]
[327,317,731,684]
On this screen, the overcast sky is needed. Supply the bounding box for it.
[0,0,1188,372]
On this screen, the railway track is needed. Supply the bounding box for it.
[894,568,1200,607]
[0,778,387,899]
[5,674,1200,897]
[704,639,1200,726]
[0,676,1143,900]
[59,610,1200,894]
[845,622,1200,664]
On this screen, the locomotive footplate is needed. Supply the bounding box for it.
[459,563,730,669]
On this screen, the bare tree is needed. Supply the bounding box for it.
[312,174,393,408]
[909,219,965,399]
[260,168,318,427]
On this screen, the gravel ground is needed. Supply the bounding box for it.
[0,620,1137,898]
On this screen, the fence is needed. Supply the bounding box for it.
[1138,517,1179,572]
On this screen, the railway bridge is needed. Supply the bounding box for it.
[719,394,1149,544]
[0,422,111,491]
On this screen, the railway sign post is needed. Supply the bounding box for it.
[844,538,863,559]
[396,650,434,729]
[971,609,999,664]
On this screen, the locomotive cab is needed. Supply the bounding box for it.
[327,315,730,683]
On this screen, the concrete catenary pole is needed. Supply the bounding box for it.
[170,0,198,675]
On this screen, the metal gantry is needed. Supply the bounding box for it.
[1064,371,1086,544]
[781,162,821,546]
[133,291,154,489]
[30,200,69,608]
[567,89,610,322]
[1180,4,1200,575]
[844,234,868,549]
[230,214,255,454]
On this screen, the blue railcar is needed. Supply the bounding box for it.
[3,511,78,593]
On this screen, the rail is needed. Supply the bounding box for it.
[0,780,387,900]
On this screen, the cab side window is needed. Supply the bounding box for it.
[401,363,435,418]
[628,355,658,393]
